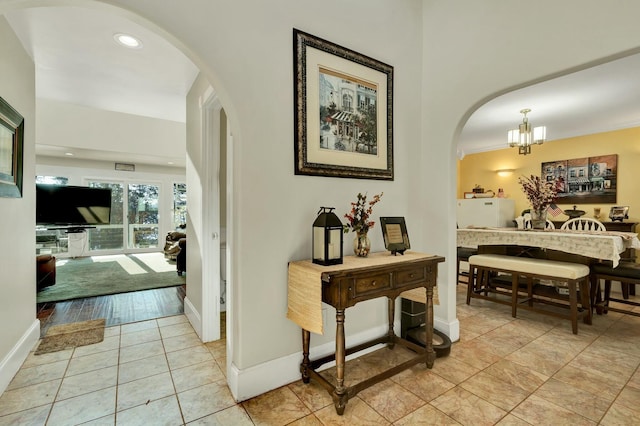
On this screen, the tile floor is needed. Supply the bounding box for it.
[1,285,639,425]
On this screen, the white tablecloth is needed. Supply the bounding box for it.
[457,227,640,268]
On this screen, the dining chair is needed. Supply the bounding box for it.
[457,246,478,284]
[591,261,640,317]
[560,217,606,231]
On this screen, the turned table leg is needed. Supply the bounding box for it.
[425,285,435,368]
[333,308,347,415]
[300,329,310,383]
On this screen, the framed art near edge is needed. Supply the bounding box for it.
[0,96,24,198]
[380,217,410,255]
[293,29,394,180]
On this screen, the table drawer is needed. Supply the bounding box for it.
[353,273,391,296]
[395,266,427,287]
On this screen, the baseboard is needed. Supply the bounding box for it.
[227,323,390,402]
[183,296,202,339]
[434,316,460,343]
[0,319,40,394]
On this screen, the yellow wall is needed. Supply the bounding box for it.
[458,127,640,222]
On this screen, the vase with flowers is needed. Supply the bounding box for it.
[343,192,383,257]
[518,175,558,229]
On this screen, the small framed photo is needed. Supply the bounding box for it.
[380,217,410,255]
[609,206,629,222]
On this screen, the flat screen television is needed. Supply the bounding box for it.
[36,184,112,227]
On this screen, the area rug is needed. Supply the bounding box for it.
[36,253,186,304]
[35,319,106,355]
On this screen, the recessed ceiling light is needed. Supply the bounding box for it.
[64,152,74,156]
[167,161,174,165]
[114,33,143,49]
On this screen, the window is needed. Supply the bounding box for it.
[173,183,187,230]
[36,175,68,185]
[128,183,159,248]
[87,182,124,250]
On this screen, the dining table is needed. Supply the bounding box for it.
[457,227,640,268]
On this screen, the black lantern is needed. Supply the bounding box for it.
[312,207,344,266]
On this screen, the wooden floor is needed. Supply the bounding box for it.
[36,285,186,338]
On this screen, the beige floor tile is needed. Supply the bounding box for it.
[170,360,225,393]
[66,349,119,376]
[178,381,237,423]
[504,344,568,377]
[82,414,115,425]
[0,379,60,416]
[589,333,640,358]
[533,378,610,421]
[358,380,425,423]
[391,366,456,402]
[166,344,213,370]
[118,353,168,384]
[7,359,68,390]
[288,413,324,425]
[599,400,640,426]
[431,386,507,426]
[72,335,121,357]
[57,365,118,401]
[48,386,116,425]
[241,386,310,426]
[0,403,50,425]
[482,359,548,393]
[614,385,640,412]
[394,403,460,425]
[118,339,165,364]
[22,348,73,368]
[511,394,596,425]
[314,397,390,425]
[429,354,481,384]
[449,339,503,370]
[116,371,175,411]
[459,371,530,411]
[287,379,334,412]
[162,331,202,353]
[205,339,226,359]
[553,364,626,401]
[495,413,533,425]
[103,325,120,338]
[119,327,161,347]
[188,404,254,425]
[156,314,188,327]
[120,319,158,335]
[116,394,183,425]
[159,321,195,339]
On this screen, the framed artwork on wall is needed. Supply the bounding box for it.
[541,154,617,204]
[0,96,24,198]
[293,29,394,180]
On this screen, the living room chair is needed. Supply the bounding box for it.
[560,217,606,231]
[37,254,56,291]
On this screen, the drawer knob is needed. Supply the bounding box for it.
[371,280,377,286]
[409,273,415,278]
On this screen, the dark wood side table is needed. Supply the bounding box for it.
[287,252,445,415]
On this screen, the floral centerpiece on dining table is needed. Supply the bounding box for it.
[343,192,383,257]
[518,174,558,229]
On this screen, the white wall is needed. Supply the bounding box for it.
[37,99,185,160]
[0,15,39,393]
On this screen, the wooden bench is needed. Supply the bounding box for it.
[467,254,592,334]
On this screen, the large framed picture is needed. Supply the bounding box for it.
[293,29,394,180]
[0,96,24,198]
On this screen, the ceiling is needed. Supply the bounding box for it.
[4,6,199,167]
[4,7,640,166]
[458,53,640,158]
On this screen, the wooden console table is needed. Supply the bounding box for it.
[287,251,445,415]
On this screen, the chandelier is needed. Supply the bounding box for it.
[507,108,546,155]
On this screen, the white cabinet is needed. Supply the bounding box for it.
[457,198,515,228]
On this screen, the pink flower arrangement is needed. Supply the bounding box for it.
[343,192,383,234]
[518,175,557,211]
